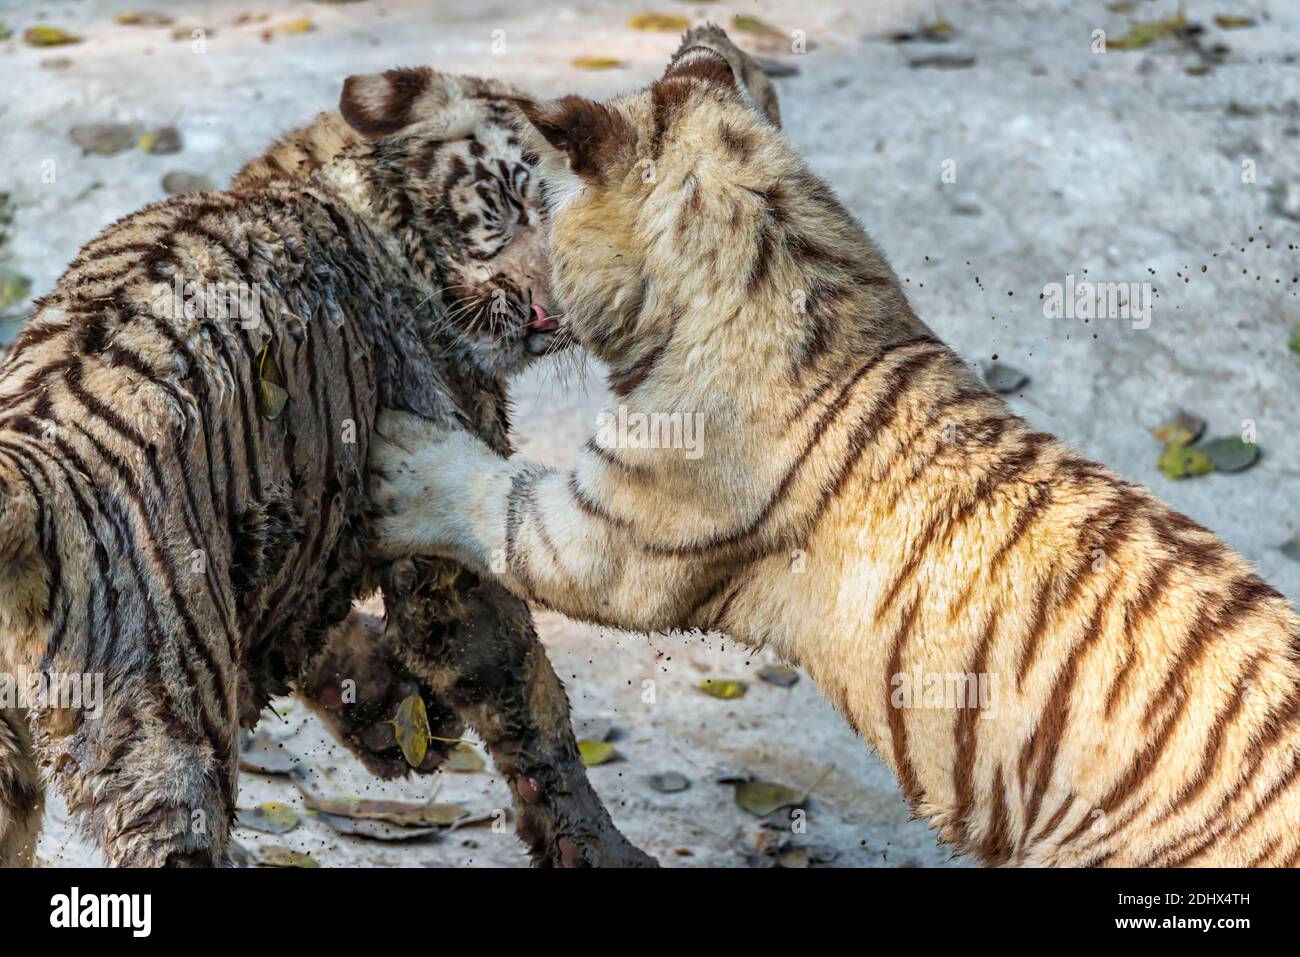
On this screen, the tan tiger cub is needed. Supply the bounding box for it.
[370,28,1300,867]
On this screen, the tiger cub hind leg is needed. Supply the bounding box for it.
[381,558,657,868]
[37,697,238,867]
[295,598,465,780]
[0,709,44,867]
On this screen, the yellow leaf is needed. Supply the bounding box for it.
[572,57,623,70]
[698,678,746,699]
[276,17,315,36]
[1156,442,1213,479]
[23,26,81,47]
[628,13,691,32]
[390,694,431,768]
[579,740,617,766]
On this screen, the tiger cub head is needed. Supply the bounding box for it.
[336,68,561,376]
[514,28,910,389]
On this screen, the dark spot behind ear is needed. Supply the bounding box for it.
[340,67,434,137]
[519,96,637,182]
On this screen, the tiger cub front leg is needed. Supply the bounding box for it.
[0,709,44,867]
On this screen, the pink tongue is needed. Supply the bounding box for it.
[530,303,560,332]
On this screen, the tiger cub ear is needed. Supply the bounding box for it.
[339,66,455,137]
[515,95,637,182]
[667,24,781,128]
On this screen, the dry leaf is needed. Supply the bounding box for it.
[239,730,299,775]
[389,693,431,768]
[162,171,216,195]
[445,741,486,773]
[733,779,805,817]
[116,11,175,26]
[572,57,623,70]
[138,126,182,155]
[304,795,468,827]
[257,345,288,421]
[70,124,138,156]
[648,771,690,793]
[235,802,300,834]
[316,813,439,841]
[259,847,318,868]
[628,13,691,32]
[1152,410,1206,446]
[757,664,799,687]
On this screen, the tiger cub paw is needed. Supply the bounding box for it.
[367,409,493,561]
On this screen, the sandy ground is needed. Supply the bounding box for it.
[1,0,1297,867]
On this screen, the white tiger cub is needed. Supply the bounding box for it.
[370,30,1300,867]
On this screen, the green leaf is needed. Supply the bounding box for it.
[235,802,300,834]
[578,739,618,766]
[1289,328,1300,355]
[1107,12,1192,50]
[1200,436,1259,473]
[23,26,81,47]
[1213,15,1255,29]
[732,14,784,38]
[389,694,431,768]
[0,271,31,312]
[1156,442,1214,479]
[698,678,747,699]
